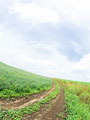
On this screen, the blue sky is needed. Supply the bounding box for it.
[0,0,90,82]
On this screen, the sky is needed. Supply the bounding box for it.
[0,0,90,82]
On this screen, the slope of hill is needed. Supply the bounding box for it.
[0,62,53,99]
[0,62,90,120]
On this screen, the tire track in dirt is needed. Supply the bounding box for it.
[0,83,55,110]
[23,81,67,120]
[41,87,66,120]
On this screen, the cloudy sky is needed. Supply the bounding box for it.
[0,0,90,82]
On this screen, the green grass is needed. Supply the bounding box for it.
[0,80,60,120]
[0,62,53,99]
[1,62,90,120]
[57,112,64,117]
[60,80,90,120]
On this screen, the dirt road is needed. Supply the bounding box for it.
[23,81,67,120]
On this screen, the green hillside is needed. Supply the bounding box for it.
[0,62,53,99]
[1,62,90,120]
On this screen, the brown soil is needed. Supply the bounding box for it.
[0,83,55,110]
[22,82,67,120]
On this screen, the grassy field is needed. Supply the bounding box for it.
[0,62,53,99]
[0,62,90,120]
[0,80,60,120]
[60,79,90,120]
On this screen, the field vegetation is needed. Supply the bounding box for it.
[0,80,60,120]
[0,62,53,99]
[60,80,90,120]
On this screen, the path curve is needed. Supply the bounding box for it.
[23,81,67,120]
[0,83,55,110]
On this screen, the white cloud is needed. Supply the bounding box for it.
[9,2,60,25]
[8,0,90,28]
[31,0,90,28]
[0,25,55,72]
[72,54,90,71]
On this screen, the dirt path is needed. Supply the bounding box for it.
[41,87,66,120]
[23,82,67,120]
[0,83,55,110]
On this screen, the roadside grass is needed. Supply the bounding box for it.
[0,62,53,99]
[57,112,64,117]
[0,80,60,120]
[60,80,90,120]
